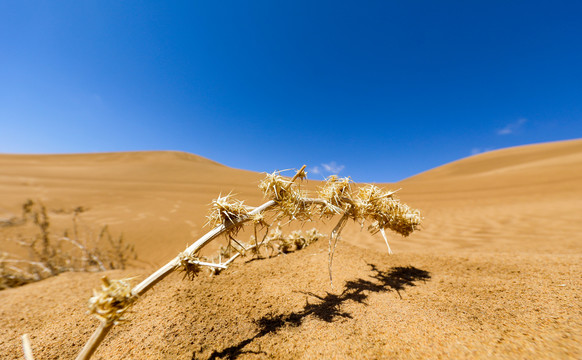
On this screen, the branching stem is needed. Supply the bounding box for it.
[75,199,278,360]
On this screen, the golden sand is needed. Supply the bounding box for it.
[1,140,581,359]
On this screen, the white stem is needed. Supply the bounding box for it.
[328,213,349,287]
[22,334,34,360]
[379,228,393,255]
[2,259,53,274]
[132,200,276,297]
[60,236,107,272]
[75,322,113,360]
[189,260,227,269]
[223,252,242,266]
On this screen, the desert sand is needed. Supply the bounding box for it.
[0,139,581,359]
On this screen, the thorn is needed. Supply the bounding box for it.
[101,276,111,287]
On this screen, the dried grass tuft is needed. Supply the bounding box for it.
[87,277,135,324]
[1,200,135,290]
[177,251,229,278]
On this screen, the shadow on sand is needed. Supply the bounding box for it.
[194,264,430,360]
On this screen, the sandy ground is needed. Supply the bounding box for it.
[1,139,581,359]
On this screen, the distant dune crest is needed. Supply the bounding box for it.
[401,138,582,183]
[0,150,222,166]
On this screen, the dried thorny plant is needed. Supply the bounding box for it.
[0,200,136,291]
[205,194,251,232]
[88,276,135,324]
[21,165,421,360]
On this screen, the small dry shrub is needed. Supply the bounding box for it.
[0,200,136,290]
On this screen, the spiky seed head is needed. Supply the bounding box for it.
[318,176,353,216]
[366,197,421,237]
[250,212,270,228]
[88,277,135,324]
[177,252,204,279]
[259,171,311,220]
[294,167,308,181]
[290,228,324,250]
[206,194,250,231]
[259,171,293,201]
[277,188,312,221]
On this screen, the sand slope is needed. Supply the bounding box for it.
[386,139,582,255]
[0,151,266,265]
[1,139,581,359]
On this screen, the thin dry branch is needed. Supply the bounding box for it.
[328,212,350,286]
[22,334,34,360]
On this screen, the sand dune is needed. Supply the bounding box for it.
[0,151,266,265]
[1,139,581,359]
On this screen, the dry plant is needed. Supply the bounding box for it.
[20,165,421,360]
[0,200,136,290]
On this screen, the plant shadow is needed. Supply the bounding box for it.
[194,264,430,360]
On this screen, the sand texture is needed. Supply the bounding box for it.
[1,139,581,359]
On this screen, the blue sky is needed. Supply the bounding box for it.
[1,1,581,182]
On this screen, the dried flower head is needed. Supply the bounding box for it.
[290,228,324,250]
[259,171,310,220]
[278,236,294,253]
[267,224,284,242]
[369,200,421,237]
[318,176,353,216]
[249,212,269,227]
[88,277,135,324]
[355,185,420,236]
[206,194,250,233]
[259,171,294,201]
[176,252,204,279]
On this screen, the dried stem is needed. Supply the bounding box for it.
[60,236,107,272]
[131,199,277,297]
[75,322,113,360]
[289,165,307,183]
[328,212,350,287]
[75,198,278,360]
[379,228,393,255]
[22,334,34,360]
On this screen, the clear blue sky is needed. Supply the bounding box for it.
[1,1,581,182]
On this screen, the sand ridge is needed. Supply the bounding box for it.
[1,139,581,359]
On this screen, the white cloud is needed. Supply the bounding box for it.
[321,161,345,174]
[498,118,527,135]
[308,162,345,177]
[470,147,492,156]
